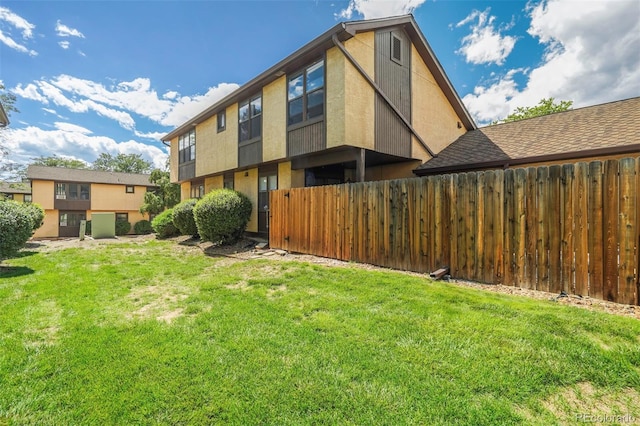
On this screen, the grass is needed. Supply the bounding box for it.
[0,239,639,425]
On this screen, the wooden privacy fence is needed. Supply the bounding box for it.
[269,157,640,306]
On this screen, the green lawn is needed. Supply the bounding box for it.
[0,239,638,425]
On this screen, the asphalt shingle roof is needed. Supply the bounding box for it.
[0,182,31,194]
[416,97,640,173]
[26,166,156,187]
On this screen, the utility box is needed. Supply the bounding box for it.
[91,212,116,239]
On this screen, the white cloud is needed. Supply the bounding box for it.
[456,9,517,66]
[58,40,70,49]
[13,83,49,103]
[134,130,168,140]
[462,0,640,125]
[3,126,168,171]
[0,7,37,56]
[337,0,426,19]
[55,20,84,38]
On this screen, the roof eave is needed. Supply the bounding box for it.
[0,104,9,127]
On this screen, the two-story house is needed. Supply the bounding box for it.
[27,165,157,238]
[0,182,31,202]
[162,14,476,236]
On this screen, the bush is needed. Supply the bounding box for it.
[151,209,179,238]
[172,199,199,236]
[0,201,34,260]
[22,203,45,232]
[115,220,131,236]
[193,189,252,245]
[85,220,91,235]
[133,220,153,235]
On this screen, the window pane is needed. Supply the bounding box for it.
[69,184,78,199]
[190,146,196,161]
[288,97,303,125]
[59,213,67,227]
[217,111,225,130]
[189,130,195,146]
[307,88,324,119]
[306,61,324,91]
[250,97,262,117]
[268,175,277,191]
[251,114,261,138]
[239,121,250,142]
[80,185,90,200]
[288,74,303,100]
[239,103,249,123]
[259,177,267,191]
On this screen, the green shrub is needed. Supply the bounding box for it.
[133,220,153,235]
[151,209,179,238]
[115,220,131,236]
[22,202,45,232]
[85,220,91,235]
[0,201,34,260]
[193,189,252,245]
[172,198,199,236]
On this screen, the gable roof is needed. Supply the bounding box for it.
[162,14,475,142]
[0,182,31,194]
[415,97,640,175]
[27,165,156,186]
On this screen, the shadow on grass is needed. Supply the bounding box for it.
[12,250,38,259]
[0,265,34,278]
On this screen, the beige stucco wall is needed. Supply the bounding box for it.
[11,194,25,202]
[344,32,376,150]
[170,136,179,183]
[33,209,58,238]
[234,168,258,233]
[90,184,146,211]
[196,105,239,177]
[32,180,54,209]
[411,43,466,159]
[365,160,423,181]
[205,175,223,194]
[180,182,190,201]
[263,77,287,162]
[326,46,346,150]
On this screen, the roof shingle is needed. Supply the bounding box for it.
[26,165,156,187]
[416,97,640,174]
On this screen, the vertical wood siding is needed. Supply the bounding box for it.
[270,157,640,306]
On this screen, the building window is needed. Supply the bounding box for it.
[288,59,324,126]
[125,185,135,193]
[217,109,226,132]
[178,129,196,164]
[55,183,90,200]
[3,193,13,200]
[116,213,129,222]
[24,194,32,203]
[239,94,262,142]
[223,173,234,190]
[190,181,204,199]
[59,212,86,227]
[391,33,402,64]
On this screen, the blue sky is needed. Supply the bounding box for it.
[1,0,638,176]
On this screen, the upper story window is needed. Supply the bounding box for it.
[288,59,324,126]
[55,183,90,200]
[24,194,32,203]
[239,95,262,142]
[217,110,226,133]
[391,33,402,64]
[125,185,134,193]
[178,129,196,164]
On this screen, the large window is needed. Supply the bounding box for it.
[288,59,324,126]
[178,129,196,164]
[55,183,90,200]
[239,95,262,142]
[190,181,204,199]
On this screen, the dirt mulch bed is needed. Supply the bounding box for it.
[28,235,639,320]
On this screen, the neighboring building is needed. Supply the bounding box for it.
[0,182,31,202]
[26,165,157,238]
[162,14,475,236]
[415,97,640,176]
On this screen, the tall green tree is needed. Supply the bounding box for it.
[0,83,19,171]
[30,155,88,169]
[495,98,573,124]
[139,169,180,217]
[92,153,152,174]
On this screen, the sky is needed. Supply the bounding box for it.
[0,0,638,177]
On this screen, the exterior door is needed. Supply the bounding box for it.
[59,211,86,237]
[258,172,277,236]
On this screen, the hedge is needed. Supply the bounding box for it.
[193,189,252,245]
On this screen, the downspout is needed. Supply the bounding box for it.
[331,33,437,158]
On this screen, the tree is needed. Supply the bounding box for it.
[31,155,88,169]
[0,83,19,171]
[495,98,573,124]
[92,153,152,174]
[139,169,180,217]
